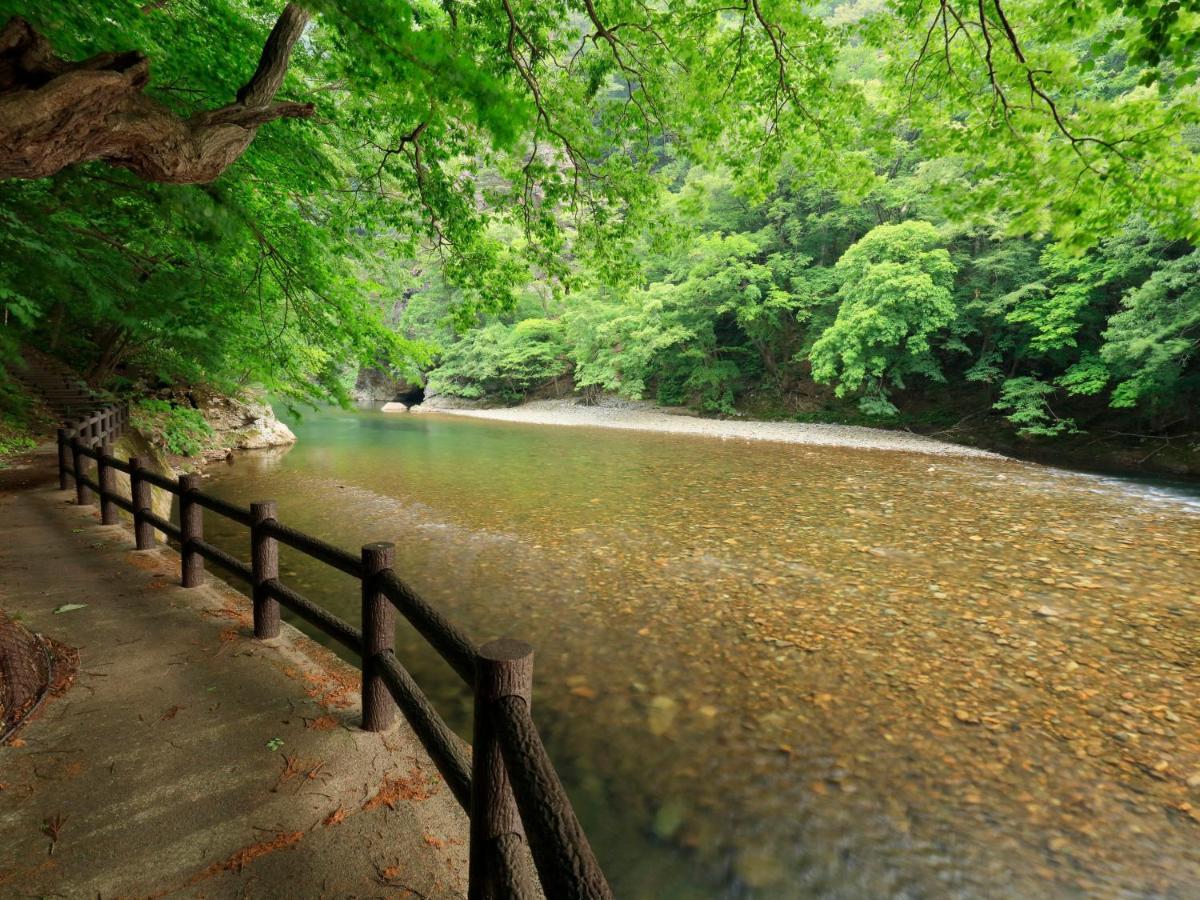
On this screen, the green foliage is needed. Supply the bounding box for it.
[1101,250,1200,407]
[0,0,1197,444]
[426,319,568,405]
[565,287,693,402]
[418,152,1198,441]
[131,399,215,457]
[1057,353,1111,396]
[0,377,47,465]
[874,1,1200,249]
[810,221,957,412]
[994,377,1078,437]
[0,419,35,463]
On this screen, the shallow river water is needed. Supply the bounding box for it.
[200,407,1200,898]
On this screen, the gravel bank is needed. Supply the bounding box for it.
[412,398,1004,458]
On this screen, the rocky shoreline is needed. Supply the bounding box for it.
[409,396,1005,459]
[403,393,1200,477]
[193,392,296,462]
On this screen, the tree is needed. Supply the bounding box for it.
[1102,249,1200,409]
[426,318,568,404]
[876,0,1200,247]
[809,221,958,414]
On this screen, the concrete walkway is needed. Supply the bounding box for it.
[0,466,468,898]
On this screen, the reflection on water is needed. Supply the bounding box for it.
[200,407,1200,898]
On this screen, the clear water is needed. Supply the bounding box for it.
[199,407,1200,898]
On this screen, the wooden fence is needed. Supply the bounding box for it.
[57,404,611,900]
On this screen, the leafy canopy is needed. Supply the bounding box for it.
[810,221,958,414]
[0,0,1197,413]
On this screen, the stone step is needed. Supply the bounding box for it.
[8,347,109,422]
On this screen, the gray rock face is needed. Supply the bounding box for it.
[199,392,296,451]
[353,366,412,406]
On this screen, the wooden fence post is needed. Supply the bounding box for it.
[179,473,204,587]
[251,500,280,639]
[470,638,535,900]
[98,443,118,524]
[57,429,71,491]
[129,456,155,550]
[361,542,397,732]
[70,436,92,505]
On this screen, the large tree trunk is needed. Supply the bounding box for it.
[0,4,312,183]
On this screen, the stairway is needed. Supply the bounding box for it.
[9,348,111,419]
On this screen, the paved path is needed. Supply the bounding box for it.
[0,466,468,898]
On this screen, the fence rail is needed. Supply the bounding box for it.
[57,404,611,900]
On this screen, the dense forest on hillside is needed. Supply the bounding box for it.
[1,0,1198,463]
[410,164,1199,442]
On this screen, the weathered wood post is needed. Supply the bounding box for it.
[98,443,118,524]
[360,542,397,732]
[470,638,534,900]
[251,501,280,639]
[70,436,92,505]
[57,429,71,490]
[179,473,204,587]
[129,456,155,550]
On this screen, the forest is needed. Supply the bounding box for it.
[1,0,1198,463]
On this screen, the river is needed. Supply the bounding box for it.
[199,406,1200,898]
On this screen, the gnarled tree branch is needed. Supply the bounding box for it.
[0,4,312,183]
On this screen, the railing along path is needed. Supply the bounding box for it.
[57,405,611,900]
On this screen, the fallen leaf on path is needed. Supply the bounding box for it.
[322,806,347,827]
[190,830,303,881]
[363,768,432,811]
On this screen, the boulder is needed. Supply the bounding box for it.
[198,392,296,450]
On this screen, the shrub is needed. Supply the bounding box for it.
[131,399,214,456]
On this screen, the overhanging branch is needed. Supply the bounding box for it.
[0,4,313,183]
